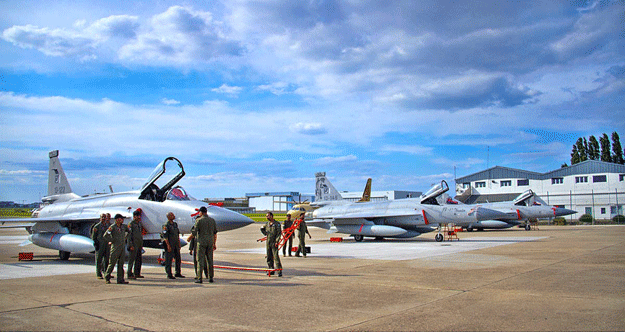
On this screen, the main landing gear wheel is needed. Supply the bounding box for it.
[466,227,473,232]
[525,224,531,231]
[59,250,70,260]
[353,234,364,242]
[435,233,444,242]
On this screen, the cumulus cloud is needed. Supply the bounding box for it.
[290,122,327,135]
[119,6,244,64]
[211,84,243,96]
[161,98,180,105]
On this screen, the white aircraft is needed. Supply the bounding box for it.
[309,178,511,242]
[0,150,254,259]
[422,181,576,231]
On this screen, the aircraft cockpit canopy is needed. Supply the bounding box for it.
[139,157,186,202]
[166,186,193,201]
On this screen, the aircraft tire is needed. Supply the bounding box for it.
[435,233,443,242]
[353,235,364,242]
[59,250,70,260]
[525,224,531,231]
[466,227,473,232]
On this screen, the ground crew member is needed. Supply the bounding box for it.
[192,206,217,283]
[282,213,294,257]
[127,209,144,279]
[295,213,311,257]
[103,214,130,284]
[187,225,208,280]
[91,213,110,279]
[261,212,282,276]
[162,212,184,279]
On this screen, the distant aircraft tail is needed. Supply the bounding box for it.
[315,172,342,202]
[357,178,372,202]
[44,150,77,203]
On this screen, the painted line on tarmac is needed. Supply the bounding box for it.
[228,236,547,261]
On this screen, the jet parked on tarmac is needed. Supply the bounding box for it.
[309,178,511,242]
[0,150,254,259]
[422,181,576,231]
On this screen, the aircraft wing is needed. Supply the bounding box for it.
[0,209,132,225]
[315,210,426,225]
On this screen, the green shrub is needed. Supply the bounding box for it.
[612,215,625,223]
[552,217,566,225]
[579,214,594,224]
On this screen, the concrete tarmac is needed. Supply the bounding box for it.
[0,224,623,331]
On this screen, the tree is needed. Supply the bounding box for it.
[600,133,612,162]
[575,137,588,162]
[588,135,600,160]
[613,132,624,164]
[570,144,580,165]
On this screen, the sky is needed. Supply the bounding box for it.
[0,0,624,203]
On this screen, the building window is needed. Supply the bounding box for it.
[575,176,588,183]
[619,174,624,182]
[475,181,486,188]
[501,180,511,187]
[601,208,606,214]
[463,183,470,188]
[585,207,592,215]
[593,175,607,183]
[551,177,563,184]
[517,179,529,186]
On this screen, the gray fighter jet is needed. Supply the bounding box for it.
[310,178,511,242]
[422,181,576,231]
[0,150,253,259]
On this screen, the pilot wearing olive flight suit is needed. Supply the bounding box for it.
[91,213,110,279]
[104,214,130,284]
[261,212,282,276]
[127,210,144,279]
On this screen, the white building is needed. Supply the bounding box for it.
[246,192,314,212]
[455,160,625,220]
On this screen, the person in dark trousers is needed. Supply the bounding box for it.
[295,213,311,257]
[282,213,294,257]
[162,212,184,279]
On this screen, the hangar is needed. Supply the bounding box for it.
[455,160,625,221]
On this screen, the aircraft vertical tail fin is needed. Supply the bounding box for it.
[357,178,372,202]
[47,150,73,196]
[315,172,342,202]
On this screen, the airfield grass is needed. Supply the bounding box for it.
[0,208,31,218]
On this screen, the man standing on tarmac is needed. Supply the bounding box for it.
[103,214,130,284]
[91,213,110,279]
[295,213,311,257]
[127,209,144,279]
[261,212,282,276]
[162,212,185,279]
[282,213,294,257]
[192,206,217,283]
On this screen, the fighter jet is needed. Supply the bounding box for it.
[0,150,254,259]
[310,177,511,242]
[287,172,371,218]
[422,181,576,231]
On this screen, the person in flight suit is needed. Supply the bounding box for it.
[260,212,282,276]
[282,213,294,257]
[103,214,130,284]
[187,225,208,280]
[295,213,311,257]
[91,213,110,279]
[162,212,184,279]
[192,206,218,283]
[127,209,144,279]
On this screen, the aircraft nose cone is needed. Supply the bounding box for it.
[475,207,510,221]
[554,208,577,217]
[209,207,254,232]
